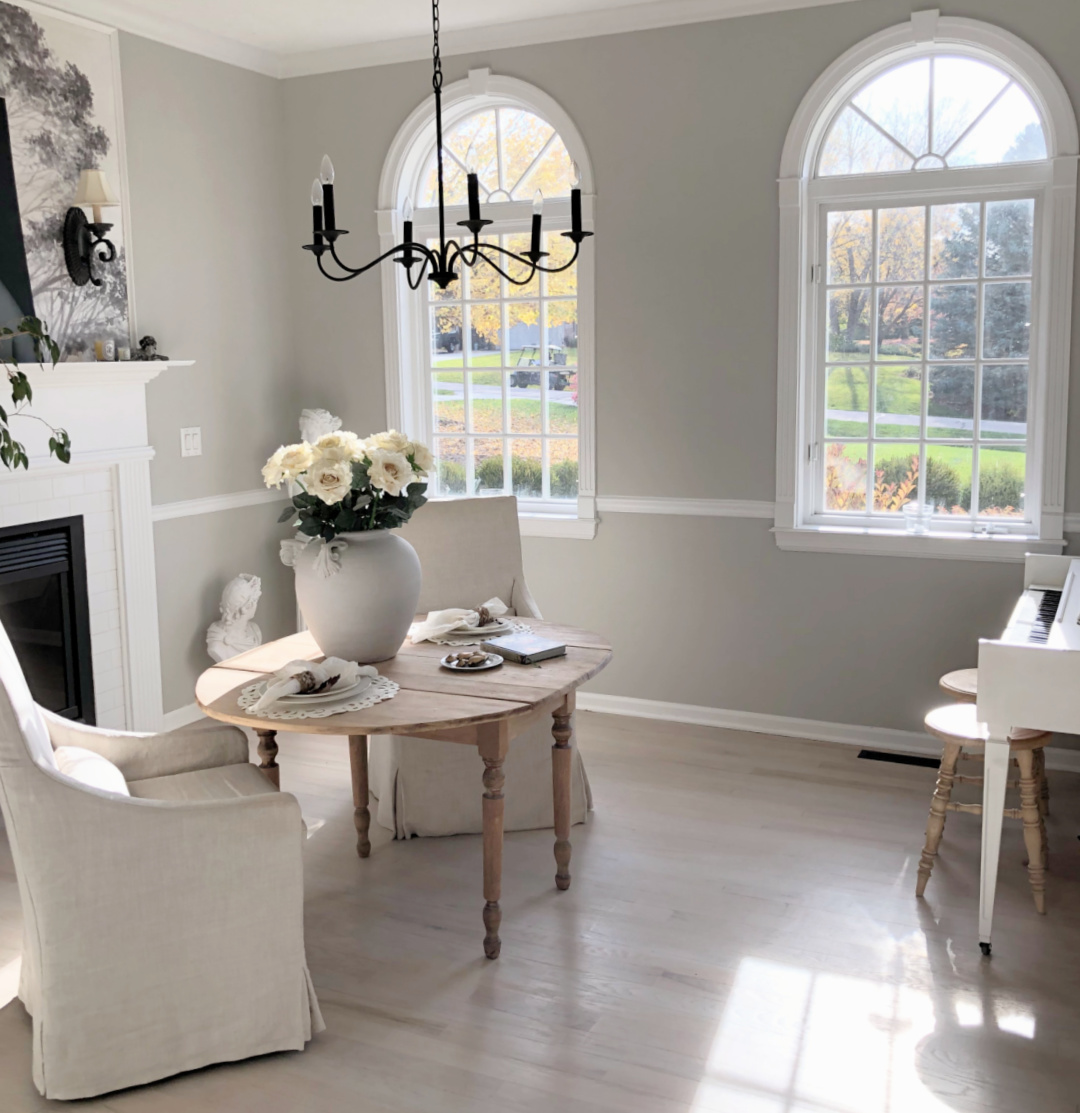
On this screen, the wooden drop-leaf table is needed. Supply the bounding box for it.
[195,624,612,958]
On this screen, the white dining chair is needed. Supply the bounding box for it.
[0,620,323,1100]
[368,495,593,837]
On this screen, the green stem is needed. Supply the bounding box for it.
[368,492,379,530]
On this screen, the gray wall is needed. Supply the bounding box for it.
[281,0,1080,735]
[119,35,294,709]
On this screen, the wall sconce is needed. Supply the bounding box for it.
[63,169,119,287]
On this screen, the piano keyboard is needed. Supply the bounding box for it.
[1001,564,1080,650]
[1029,589,1062,643]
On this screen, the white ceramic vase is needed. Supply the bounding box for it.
[287,530,422,663]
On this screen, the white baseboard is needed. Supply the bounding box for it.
[162,702,207,731]
[576,692,1080,773]
[160,690,1080,774]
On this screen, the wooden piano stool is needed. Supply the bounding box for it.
[917,703,1050,923]
[939,668,978,702]
[938,668,1049,817]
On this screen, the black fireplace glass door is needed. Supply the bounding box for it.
[0,570,72,711]
[0,518,95,722]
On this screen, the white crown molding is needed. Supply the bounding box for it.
[597,496,776,519]
[151,486,285,522]
[33,0,864,79]
[279,0,864,77]
[575,692,1080,773]
[28,0,281,76]
[1065,513,1080,534]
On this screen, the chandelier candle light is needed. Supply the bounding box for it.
[303,0,593,290]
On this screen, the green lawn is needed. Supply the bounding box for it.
[434,396,578,436]
[835,441,1024,488]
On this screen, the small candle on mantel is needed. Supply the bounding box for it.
[320,155,336,232]
[311,178,324,245]
[531,190,544,258]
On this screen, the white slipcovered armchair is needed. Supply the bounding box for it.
[369,495,592,837]
[0,622,323,1101]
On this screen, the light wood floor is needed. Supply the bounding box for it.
[2,713,1080,1113]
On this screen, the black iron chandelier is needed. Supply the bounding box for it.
[303,0,592,290]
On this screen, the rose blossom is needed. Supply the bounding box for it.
[367,449,416,497]
[314,431,363,461]
[369,429,410,454]
[307,456,354,505]
[262,442,313,487]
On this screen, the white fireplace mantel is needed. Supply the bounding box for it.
[0,359,193,731]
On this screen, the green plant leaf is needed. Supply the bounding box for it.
[277,506,297,523]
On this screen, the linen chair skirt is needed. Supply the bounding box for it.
[369,714,591,838]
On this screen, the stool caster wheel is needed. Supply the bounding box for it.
[979,941,991,957]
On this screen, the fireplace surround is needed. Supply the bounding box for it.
[0,358,191,730]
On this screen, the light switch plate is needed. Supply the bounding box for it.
[180,427,202,457]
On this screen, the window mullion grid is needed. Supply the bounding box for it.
[501,297,511,495]
[927,59,935,158]
[460,293,473,495]
[971,199,989,521]
[495,109,505,195]
[918,204,930,511]
[867,206,879,513]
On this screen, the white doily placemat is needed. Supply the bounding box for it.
[419,621,531,647]
[238,676,399,720]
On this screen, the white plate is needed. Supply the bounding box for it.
[443,621,513,639]
[275,675,373,705]
[440,652,503,672]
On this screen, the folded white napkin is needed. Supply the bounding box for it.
[251,657,377,712]
[410,597,510,644]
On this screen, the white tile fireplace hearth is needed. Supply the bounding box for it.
[0,360,191,731]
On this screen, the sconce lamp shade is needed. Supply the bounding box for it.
[72,169,119,210]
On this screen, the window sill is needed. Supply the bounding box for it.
[774,525,1066,562]
[519,513,597,540]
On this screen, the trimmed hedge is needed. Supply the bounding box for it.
[875,453,1024,512]
[437,456,578,499]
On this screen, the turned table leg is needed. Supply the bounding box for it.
[479,724,508,960]
[552,694,574,891]
[349,735,371,859]
[256,729,279,788]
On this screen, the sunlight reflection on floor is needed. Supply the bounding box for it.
[688,942,1037,1113]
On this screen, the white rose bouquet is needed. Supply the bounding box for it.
[264,429,432,542]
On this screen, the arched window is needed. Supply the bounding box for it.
[379,71,596,537]
[775,14,1078,559]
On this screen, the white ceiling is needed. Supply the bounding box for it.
[36,0,862,76]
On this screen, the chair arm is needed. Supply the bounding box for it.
[40,709,249,781]
[9,767,306,1018]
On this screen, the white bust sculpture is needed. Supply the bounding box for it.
[299,408,342,444]
[206,573,263,662]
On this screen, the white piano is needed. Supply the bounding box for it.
[976,553,1080,955]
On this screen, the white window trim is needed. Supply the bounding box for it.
[775,12,1078,560]
[378,68,597,540]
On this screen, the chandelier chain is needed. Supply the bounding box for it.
[431,0,442,91]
